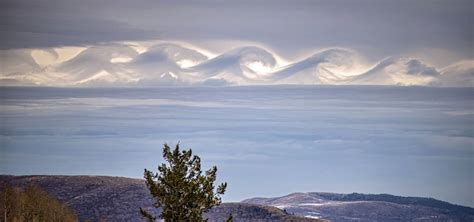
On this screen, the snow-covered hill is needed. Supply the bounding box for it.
[243,192,474,222]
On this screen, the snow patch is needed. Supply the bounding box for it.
[305,215,321,219]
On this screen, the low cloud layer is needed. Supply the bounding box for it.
[1,86,473,206]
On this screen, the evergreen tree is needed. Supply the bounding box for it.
[141,143,227,222]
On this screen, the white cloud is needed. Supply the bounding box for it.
[1,42,471,87]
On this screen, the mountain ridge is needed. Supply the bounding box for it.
[243,192,474,222]
[0,175,323,222]
[1,175,472,222]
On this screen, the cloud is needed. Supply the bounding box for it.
[349,57,442,86]
[405,59,440,77]
[1,0,472,66]
[438,61,474,87]
[1,86,473,206]
[0,0,156,50]
[270,48,354,84]
[186,46,277,84]
[1,42,471,87]
[0,49,40,74]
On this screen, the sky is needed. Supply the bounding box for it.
[1,0,473,64]
[1,0,473,87]
[0,0,473,207]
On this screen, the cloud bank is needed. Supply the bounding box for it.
[1,43,472,87]
[1,86,473,206]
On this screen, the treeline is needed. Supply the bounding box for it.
[0,185,77,222]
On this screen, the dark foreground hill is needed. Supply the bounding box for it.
[0,175,321,222]
[243,192,474,222]
[1,175,472,222]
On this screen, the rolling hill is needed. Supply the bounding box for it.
[1,175,472,221]
[243,192,474,222]
[0,175,322,222]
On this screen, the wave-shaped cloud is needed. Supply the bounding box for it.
[0,42,472,87]
[269,48,354,85]
[348,58,441,86]
[56,45,139,85]
[185,46,277,84]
